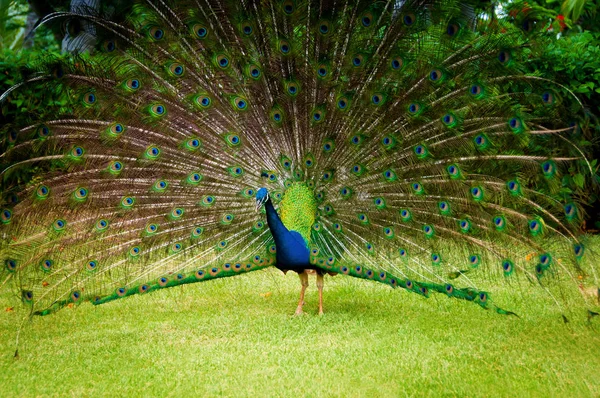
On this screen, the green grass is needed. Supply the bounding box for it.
[1,267,600,397]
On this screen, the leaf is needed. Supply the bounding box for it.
[573,173,585,188]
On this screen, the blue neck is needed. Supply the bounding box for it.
[265,199,287,243]
[264,198,310,269]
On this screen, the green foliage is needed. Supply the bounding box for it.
[0,0,26,51]
[0,47,70,188]
[537,30,600,202]
[559,0,590,22]
[496,1,600,210]
[541,30,600,96]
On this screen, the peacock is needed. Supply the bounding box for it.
[0,0,598,323]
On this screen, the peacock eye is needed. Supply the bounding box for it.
[470,84,483,97]
[408,103,421,115]
[38,125,50,137]
[149,26,164,40]
[8,129,18,142]
[192,23,208,38]
[216,55,230,68]
[498,50,511,65]
[151,104,165,115]
[104,41,116,52]
[169,63,185,76]
[430,69,442,81]
[447,24,458,36]
[283,0,294,14]
[235,98,247,110]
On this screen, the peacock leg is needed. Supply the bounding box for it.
[316,273,324,315]
[295,271,309,315]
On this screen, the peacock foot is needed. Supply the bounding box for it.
[294,300,307,315]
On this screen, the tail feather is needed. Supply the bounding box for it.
[34,259,272,316]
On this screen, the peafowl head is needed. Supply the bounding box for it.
[256,187,269,211]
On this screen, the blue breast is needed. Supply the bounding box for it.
[264,199,310,269]
[275,230,310,268]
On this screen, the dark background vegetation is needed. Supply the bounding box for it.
[0,0,599,225]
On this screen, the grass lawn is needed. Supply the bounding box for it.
[1,263,600,397]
